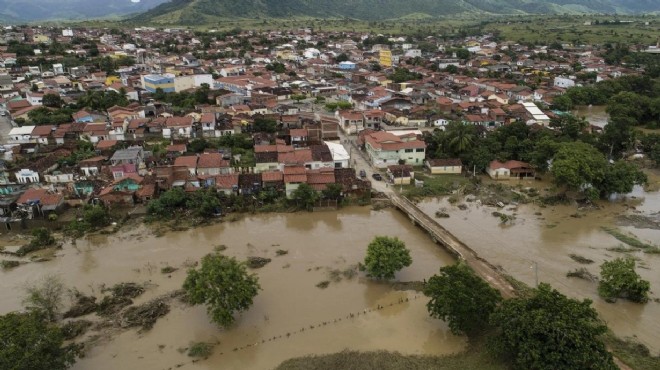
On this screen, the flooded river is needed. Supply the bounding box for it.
[573,105,609,127]
[418,171,660,354]
[0,208,463,369]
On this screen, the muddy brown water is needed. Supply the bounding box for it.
[0,208,464,370]
[419,171,660,354]
[573,105,609,128]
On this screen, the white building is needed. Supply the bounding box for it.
[554,76,575,89]
[9,126,35,144]
[324,141,350,169]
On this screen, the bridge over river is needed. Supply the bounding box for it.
[389,193,516,298]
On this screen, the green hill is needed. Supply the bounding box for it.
[133,0,660,25]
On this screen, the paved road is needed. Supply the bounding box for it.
[337,128,391,194]
[0,114,13,145]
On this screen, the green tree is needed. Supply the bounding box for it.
[183,254,260,328]
[551,142,607,194]
[424,263,502,336]
[550,114,588,140]
[363,236,412,280]
[82,205,111,229]
[252,118,278,133]
[446,122,475,154]
[491,283,616,370]
[42,94,63,108]
[23,275,64,323]
[290,94,307,104]
[290,183,320,211]
[335,53,349,63]
[598,258,650,303]
[321,183,342,200]
[30,228,56,248]
[596,161,647,198]
[0,312,79,370]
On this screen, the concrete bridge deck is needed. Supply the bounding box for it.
[390,193,516,298]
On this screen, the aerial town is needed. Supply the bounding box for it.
[0,24,655,225]
[0,18,659,370]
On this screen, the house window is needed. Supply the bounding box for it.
[416,148,424,152]
[405,149,413,153]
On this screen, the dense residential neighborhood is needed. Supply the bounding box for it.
[0,24,656,225]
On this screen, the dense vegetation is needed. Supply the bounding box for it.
[183,254,260,327]
[134,0,660,25]
[424,263,502,336]
[490,283,616,370]
[363,236,412,280]
[598,258,650,303]
[0,312,79,370]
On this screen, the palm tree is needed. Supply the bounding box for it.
[446,121,475,154]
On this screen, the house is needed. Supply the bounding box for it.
[15,169,40,184]
[199,113,217,137]
[283,166,307,198]
[196,153,231,176]
[426,158,463,175]
[289,128,309,147]
[306,169,335,191]
[487,160,535,180]
[336,111,364,134]
[30,125,54,145]
[261,170,284,190]
[78,156,106,177]
[110,146,144,179]
[387,165,414,185]
[164,116,194,139]
[214,174,239,195]
[16,188,64,219]
[361,130,426,168]
[174,155,198,176]
[98,174,143,206]
[9,126,35,144]
[324,141,350,169]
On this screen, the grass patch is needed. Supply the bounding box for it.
[276,249,289,256]
[315,281,330,289]
[275,336,507,370]
[402,174,468,200]
[601,227,656,250]
[161,266,177,274]
[569,254,594,264]
[604,333,660,370]
[187,342,214,359]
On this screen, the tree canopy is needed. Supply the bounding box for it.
[363,236,412,280]
[424,263,502,336]
[183,254,260,328]
[0,312,79,370]
[598,258,650,303]
[490,283,616,370]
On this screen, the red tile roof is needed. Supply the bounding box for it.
[174,155,198,169]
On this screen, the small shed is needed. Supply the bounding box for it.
[426,158,462,175]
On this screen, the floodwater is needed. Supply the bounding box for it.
[0,208,464,370]
[573,105,609,127]
[417,171,660,354]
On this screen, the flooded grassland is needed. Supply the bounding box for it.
[0,207,464,370]
[417,170,660,354]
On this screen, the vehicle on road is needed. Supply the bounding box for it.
[372,173,382,181]
[359,169,366,178]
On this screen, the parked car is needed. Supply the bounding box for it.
[372,173,382,181]
[359,169,366,178]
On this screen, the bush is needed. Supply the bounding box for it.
[598,258,650,303]
[363,236,412,280]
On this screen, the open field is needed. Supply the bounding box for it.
[482,15,660,44]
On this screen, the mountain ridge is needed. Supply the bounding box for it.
[133,0,660,24]
[0,0,169,22]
